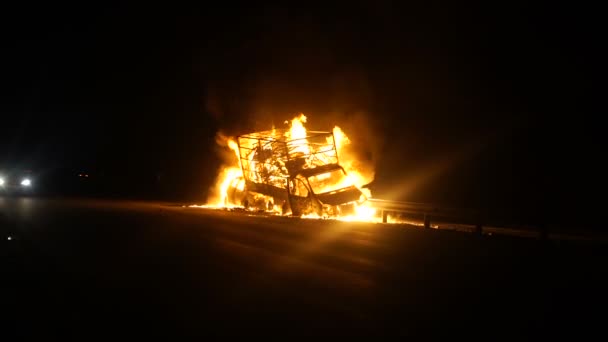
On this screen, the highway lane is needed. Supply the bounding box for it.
[2,197,607,339]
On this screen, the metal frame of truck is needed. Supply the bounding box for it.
[227,129,365,216]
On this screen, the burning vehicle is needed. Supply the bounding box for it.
[219,115,370,217]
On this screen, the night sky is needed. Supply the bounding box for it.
[1,2,604,226]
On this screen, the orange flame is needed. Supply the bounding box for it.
[207,166,242,206]
[285,113,310,155]
[204,113,377,222]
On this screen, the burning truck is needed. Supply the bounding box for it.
[219,115,370,218]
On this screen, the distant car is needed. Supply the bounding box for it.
[0,169,34,195]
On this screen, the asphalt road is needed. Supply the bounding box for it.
[2,197,607,339]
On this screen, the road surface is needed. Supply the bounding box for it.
[2,197,607,339]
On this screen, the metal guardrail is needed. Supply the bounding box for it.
[366,200,606,243]
[367,198,531,238]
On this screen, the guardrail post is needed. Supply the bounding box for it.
[424,214,431,229]
[382,210,388,223]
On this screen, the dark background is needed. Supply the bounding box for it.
[0,2,604,227]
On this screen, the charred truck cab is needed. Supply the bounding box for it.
[292,164,364,216]
[225,129,366,217]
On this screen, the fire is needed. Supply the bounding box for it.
[300,203,378,222]
[285,113,311,155]
[332,125,373,198]
[207,167,242,207]
[333,125,350,150]
[286,114,307,140]
[203,113,379,222]
[337,205,378,222]
[227,139,239,161]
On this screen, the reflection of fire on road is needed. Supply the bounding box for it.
[200,114,379,222]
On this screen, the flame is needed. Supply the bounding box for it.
[338,204,378,222]
[300,203,379,222]
[227,139,239,161]
[207,166,242,206]
[202,113,379,222]
[285,113,310,155]
[333,125,350,150]
[331,126,373,198]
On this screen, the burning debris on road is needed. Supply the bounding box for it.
[201,114,379,222]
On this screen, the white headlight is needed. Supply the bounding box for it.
[21,179,31,186]
[0,178,4,186]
